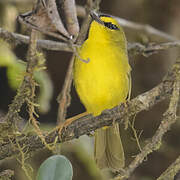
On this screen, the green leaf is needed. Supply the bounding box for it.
[36,155,73,180]
[0,40,53,113]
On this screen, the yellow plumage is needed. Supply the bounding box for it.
[74,13,131,170]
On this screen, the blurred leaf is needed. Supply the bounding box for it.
[0,40,53,113]
[6,60,26,90]
[6,60,53,113]
[34,70,53,114]
[36,155,73,180]
[0,40,16,66]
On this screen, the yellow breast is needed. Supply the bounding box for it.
[74,38,131,116]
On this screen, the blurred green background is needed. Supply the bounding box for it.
[0,0,180,179]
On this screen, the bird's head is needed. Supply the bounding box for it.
[88,11,126,45]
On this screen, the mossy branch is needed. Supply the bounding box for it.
[0,57,178,163]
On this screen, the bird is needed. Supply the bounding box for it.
[73,11,131,171]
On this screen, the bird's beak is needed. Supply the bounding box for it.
[90,11,104,26]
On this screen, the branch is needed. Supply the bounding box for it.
[4,29,38,130]
[1,27,180,57]
[157,154,180,180]
[57,55,75,124]
[128,42,180,57]
[0,57,178,161]
[0,27,73,52]
[113,58,180,179]
[156,62,180,180]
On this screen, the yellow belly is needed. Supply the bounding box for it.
[74,40,131,116]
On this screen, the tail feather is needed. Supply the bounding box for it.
[94,123,125,171]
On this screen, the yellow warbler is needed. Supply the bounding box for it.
[73,12,131,170]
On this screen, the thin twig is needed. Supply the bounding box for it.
[115,17,179,42]
[26,29,38,72]
[157,154,180,180]
[57,55,74,124]
[57,0,101,124]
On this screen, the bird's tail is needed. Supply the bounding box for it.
[94,123,125,171]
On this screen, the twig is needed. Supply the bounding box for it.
[26,29,38,72]
[57,0,100,124]
[115,17,179,42]
[56,0,83,124]
[25,30,52,150]
[157,155,180,180]
[156,60,180,180]
[0,57,177,160]
[4,29,39,128]
[0,27,74,51]
[128,42,180,57]
[57,55,74,124]
[113,58,180,180]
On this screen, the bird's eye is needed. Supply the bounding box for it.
[104,22,119,30]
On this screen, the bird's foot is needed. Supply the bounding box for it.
[57,111,89,137]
